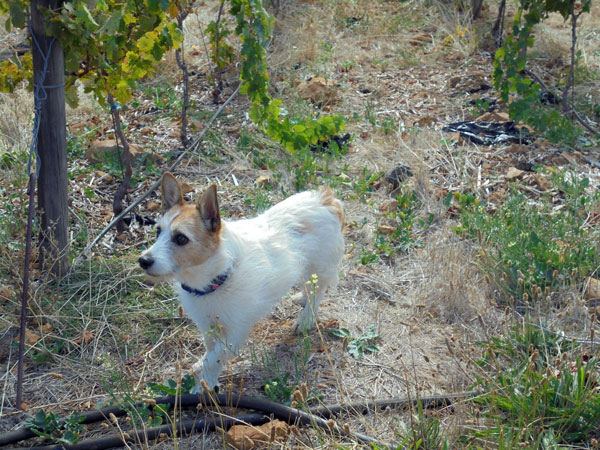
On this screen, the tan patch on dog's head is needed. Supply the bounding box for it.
[168,204,222,269]
[320,188,344,229]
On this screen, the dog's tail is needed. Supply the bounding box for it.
[320,188,344,230]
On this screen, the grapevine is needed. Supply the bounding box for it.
[0,0,344,152]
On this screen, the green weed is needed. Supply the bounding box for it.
[469,323,600,447]
[453,170,600,303]
[328,325,380,359]
[142,83,182,115]
[253,331,316,404]
[362,190,432,264]
[237,127,282,169]
[148,374,196,397]
[98,355,172,427]
[393,400,450,450]
[24,410,85,445]
[289,145,344,191]
[350,167,382,201]
[244,187,273,214]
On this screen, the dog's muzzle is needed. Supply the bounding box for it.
[138,256,154,270]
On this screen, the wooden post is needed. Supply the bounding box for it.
[30,0,69,277]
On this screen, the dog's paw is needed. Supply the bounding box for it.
[191,374,219,393]
[293,315,315,334]
[192,360,220,391]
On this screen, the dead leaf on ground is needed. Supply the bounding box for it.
[256,175,271,187]
[446,131,462,142]
[73,330,95,345]
[86,140,157,165]
[434,189,449,200]
[94,170,114,184]
[226,420,289,450]
[13,329,40,346]
[550,152,570,166]
[475,111,510,122]
[506,167,525,180]
[0,285,15,301]
[378,225,396,235]
[585,278,600,302]
[534,174,551,190]
[190,119,203,131]
[488,188,507,204]
[414,116,437,127]
[320,318,339,329]
[380,200,398,213]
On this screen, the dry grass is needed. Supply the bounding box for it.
[1,0,599,447]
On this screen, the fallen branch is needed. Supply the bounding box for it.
[71,85,240,269]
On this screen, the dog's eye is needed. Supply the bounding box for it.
[156,226,161,236]
[173,233,189,246]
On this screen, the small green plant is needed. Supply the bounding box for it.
[364,101,378,126]
[24,410,85,445]
[254,330,315,404]
[453,170,600,302]
[237,127,282,169]
[380,117,398,135]
[289,144,344,191]
[394,400,450,450]
[470,97,493,116]
[143,83,182,114]
[360,247,379,265]
[264,372,295,404]
[469,323,600,447]
[98,356,164,427]
[148,374,196,396]
[367,190,432,263]
[350,167,382,201]
[328,325,380,359]
[30,337,65,363]
[244,187,273,213]
[205,15,235,71]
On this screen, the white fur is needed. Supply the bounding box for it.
[141,189,344,391]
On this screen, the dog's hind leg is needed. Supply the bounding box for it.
[293,270,338,332]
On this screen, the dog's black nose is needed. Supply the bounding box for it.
[139,256,154,270]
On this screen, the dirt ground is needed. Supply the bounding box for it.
[1,0,599,447]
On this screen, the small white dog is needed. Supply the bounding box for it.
[139,173,344,390]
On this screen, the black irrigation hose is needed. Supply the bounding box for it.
[10,413,268,450]
[0,391,480,449]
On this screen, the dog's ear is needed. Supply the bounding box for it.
[197,184,220,232]
[161,172,184,212]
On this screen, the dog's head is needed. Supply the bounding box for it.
[139,173,221,280]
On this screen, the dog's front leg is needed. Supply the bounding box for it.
[191,341,233,392]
